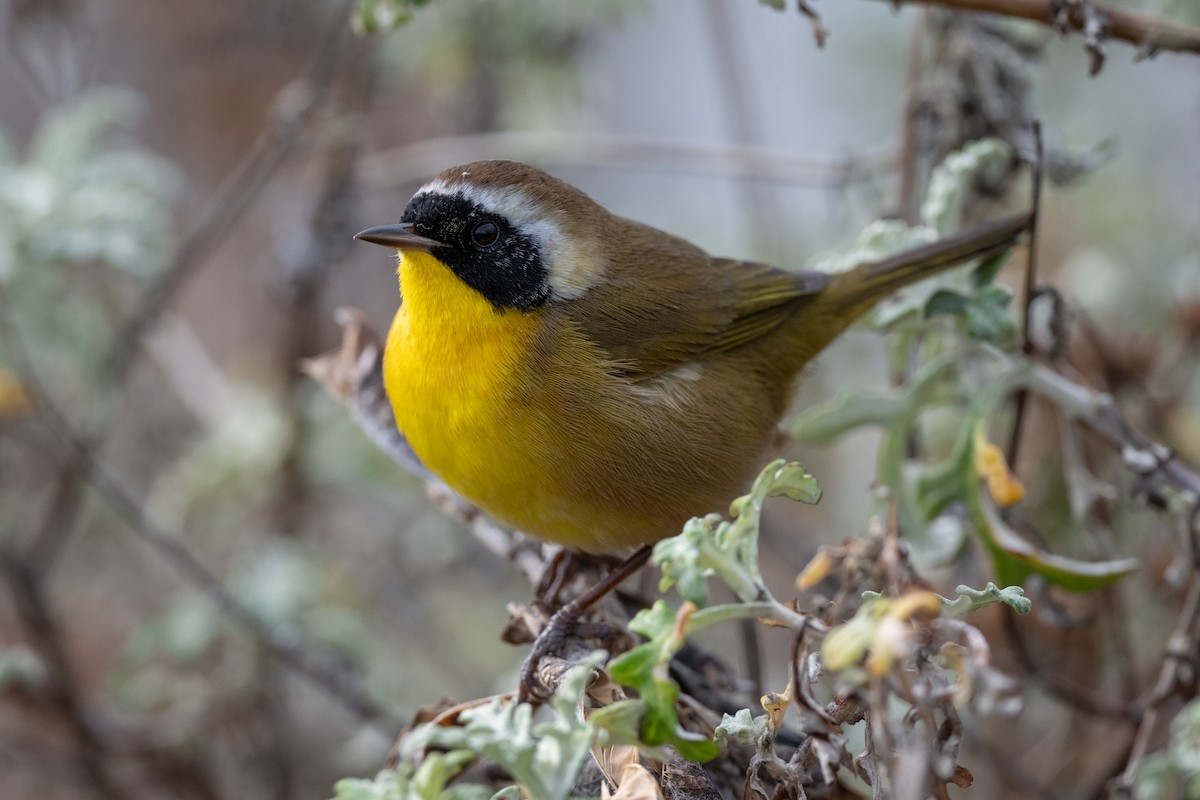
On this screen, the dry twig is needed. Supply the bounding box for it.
[870,0,1200,66]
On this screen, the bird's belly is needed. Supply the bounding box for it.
[383,297,779,552]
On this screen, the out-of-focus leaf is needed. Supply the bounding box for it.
[973,252,1012,288]
[808,139,1016,331]
[1133,698,1200,800]
[920,139,1012,235]
[330,751,490,800]
[944,583,1032,615]
[963,285,1017,345]
[964,423,1139,590]
[923,290,969,320]
[792,391,909,444]
[924,285,1017,345]
[121,592,222,667]
[713,708,768,748]
[0,88,179,283]
[0,364,30,419]
[351,0,433,34]
[823,591,941,680]
[231,541,321,624]
[149,385,291,527]
[0,645,48,691]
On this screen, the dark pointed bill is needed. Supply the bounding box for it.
[354,223,442,252]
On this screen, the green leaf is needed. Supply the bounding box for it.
[606,606,718,763]
[944,583,1032,615]
[920,139,1012,235]
[923,285,1016,345]
[972,251,1012,288]
[329,755,492,800]
[964,423,1139,591]
[670,727,721,763]
[607,461,825,764]
[657,461,820,606]
[792,390,910,444]
[653,516,720,606]
[1,88,179,285]
[627,600,677,641]
[398,655,604,800]
[924,290,969,320]
[412,752,485,800]
[714,709,769,747]
[588,699,650,748]
[762,461,823,504]
[964,285,1016,344]
[351,0,433,33]
[332,769,406,800]
[912,422,973,520]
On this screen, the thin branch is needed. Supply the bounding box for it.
[1115,576,1200,792]
[896,8,929,223]
[703,0,788,256]
[872,0,1200,61]
[2,555,122,799]
[1007,120,1043,467]
[355,131,896,194]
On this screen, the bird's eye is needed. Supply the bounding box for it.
[471,221,500,248]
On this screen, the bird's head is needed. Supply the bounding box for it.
[356,160,609,312]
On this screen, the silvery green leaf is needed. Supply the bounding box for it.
[714,708,769,747]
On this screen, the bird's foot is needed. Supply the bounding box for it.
[516,544,653,704]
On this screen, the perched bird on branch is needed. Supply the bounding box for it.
[355,159,1028,555]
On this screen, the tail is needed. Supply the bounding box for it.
[822,212,1032,320]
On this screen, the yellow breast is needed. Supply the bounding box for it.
[383,251,567,538]
[382,251,774,553]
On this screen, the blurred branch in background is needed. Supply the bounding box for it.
[106,0,359,383]
[355,130,895,192]
[871,0,1200,69]
[0,276,404,716]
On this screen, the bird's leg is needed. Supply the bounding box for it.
[518,544,653,703]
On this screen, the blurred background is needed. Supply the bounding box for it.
[1,1,1199,797]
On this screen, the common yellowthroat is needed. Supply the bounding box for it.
[356,160,1029,555]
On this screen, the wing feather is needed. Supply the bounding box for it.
[563,230,828,382]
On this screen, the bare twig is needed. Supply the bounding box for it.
[355,131,895,194]
[2,555,122,799]
[1000,606,1135,719]
[271,32,380,538]
[703,0,787,256]
[869,0,1200,62]
[896,8,929,224]
[1114,576,1200,792]
[1007,120,1043,467]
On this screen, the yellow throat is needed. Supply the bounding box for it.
[383,250,552,533]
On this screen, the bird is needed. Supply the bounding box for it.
[355,160,1029,557]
